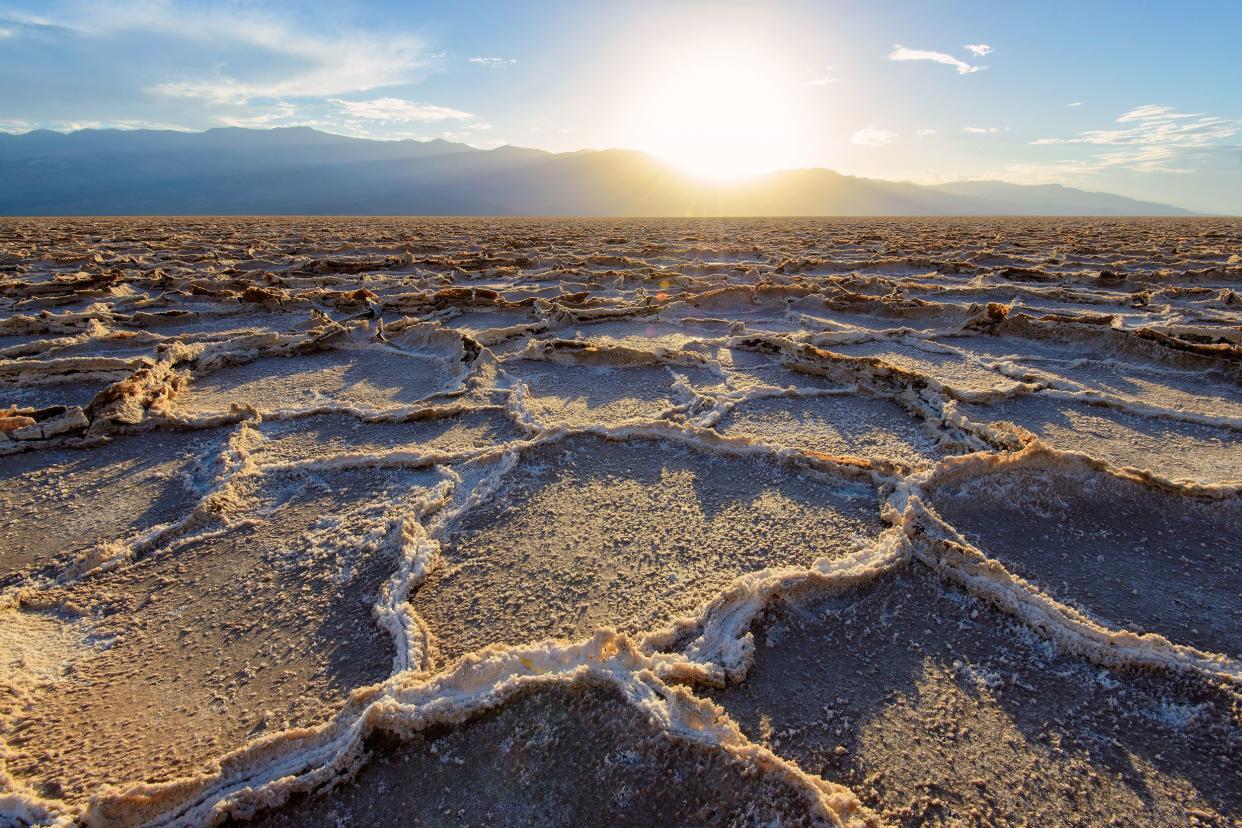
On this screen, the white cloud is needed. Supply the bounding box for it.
[154,80,253,106]
[469,56,516,67]
[851,126,898,147]
[888,45,982,74]
[1030,104,1239,174]
[1067,101,1083,107]
[215,102,305,128]
[916,129,937,138]
[50,5,429,104]
[1116,104,1201,123]
[330,98,475,123]
[0,11,62,35]
[0,4,495,143]
[964,44,992,57]
[964,126,1005,134]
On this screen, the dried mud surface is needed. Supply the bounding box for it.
[0,217,1239,828]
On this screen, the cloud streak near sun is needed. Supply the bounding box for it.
[888,45,984,74]
[852,126,897,147]
[0,0,1237,213]
[330,98,476,123]
[1032,104,1239,173]
[468,56,516,67]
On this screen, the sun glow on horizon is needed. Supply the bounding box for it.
[627,42,809,180]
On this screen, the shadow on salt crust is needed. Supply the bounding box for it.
[945,331,1242,420]
[930,466,1242,658]
[717,394,944,465]
[960,394,1241,484]
[1,376,119,411]
[711,564,1242,827]
[570,320,712,351]
[116,311,313,339]
[823,340,1012,395]
[711,351,850,395]
[0,467,438,803]
[1000,356,1242,420]
[251,409,520,465]
[174,349,456,414]
[503,359,682,427]
[416,434,881,667]
[439,308,542,340]
[234,683,829,828]
[0,428,228,581]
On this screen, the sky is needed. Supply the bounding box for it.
[1,0,1240,213]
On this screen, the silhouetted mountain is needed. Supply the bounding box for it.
[0,127,1196,216]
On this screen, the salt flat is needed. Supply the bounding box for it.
[0,217,1239,827]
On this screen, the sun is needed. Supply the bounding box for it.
[628,43,806,180]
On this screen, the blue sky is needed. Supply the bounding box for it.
[1,0,1239,212]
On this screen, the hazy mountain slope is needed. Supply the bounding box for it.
[0,127,1195,216]
[926,180,1194,216]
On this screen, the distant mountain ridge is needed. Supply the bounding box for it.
[0,126,1196,216]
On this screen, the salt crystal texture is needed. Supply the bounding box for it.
[0,217,1238,827]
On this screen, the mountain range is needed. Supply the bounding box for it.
[0,126,1196,216]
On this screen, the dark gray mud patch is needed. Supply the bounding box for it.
[236,683,828,828]
[0,427,228,582]
[0,376,116,410]
[930,466,1242,657]
[711,564,1242,827]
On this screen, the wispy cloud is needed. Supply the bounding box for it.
[154,80,254,106]
[916,129,937,138]
[1029,104,1239,174]
[469,56,516,67]
[888,45,982,74]
[214,102,305,129]
[963,44,992,57]
[804,66,838,86]
[964,126,1005,134]
[0,10,65,36]
[23,4,429,105]
[330,98,475,123]
[0,4,493,142]
[0,117,194,133]
[1115,104,1204,123]
[1067,101,1083,108]
[852,126,898,147]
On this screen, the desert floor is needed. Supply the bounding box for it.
[1,217,1239,827]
